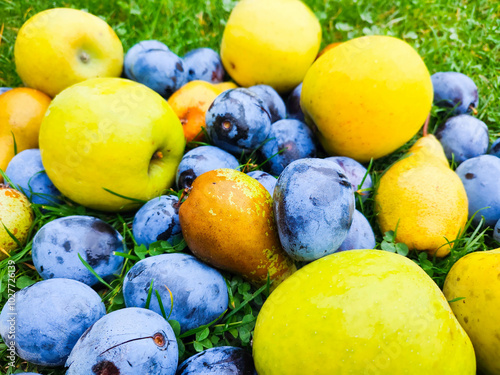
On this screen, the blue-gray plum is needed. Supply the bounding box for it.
[456,155,500,226]
[205,88,271,155]
[286,83,304,122]
[273,158,354,261]
[32,216,124,286]
[176,145,240,189]
[490,138,500,158]
[0,278,105,367]
[248,84,286,123]
[494,218,500,243]
[260,119,316,175]
[247,170,277,196]
[66,308,178,375]
[183,48,224,83]
[325,156,372,201]
[435,115,489,164]
[133,195,182,247]
[177,346,256,375]
[123,253,228,333]
[5,149,61,205]
[0,87,12,95]
[124,40,187,98]
[337,210,376,251]
[431,72,478,114]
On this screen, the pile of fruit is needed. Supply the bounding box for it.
[1,1,499,374]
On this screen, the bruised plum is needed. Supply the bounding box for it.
[177,346,256,374]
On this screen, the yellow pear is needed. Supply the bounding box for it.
[375,134,468,257]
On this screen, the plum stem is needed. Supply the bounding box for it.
[423,113,430,137]
[469,105,478,115]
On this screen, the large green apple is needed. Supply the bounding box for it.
[39,78,185,212]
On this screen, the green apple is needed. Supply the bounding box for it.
[14,8,123,97]
[39,78,186,212]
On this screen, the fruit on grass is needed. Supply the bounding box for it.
[0,88,51,181]
[39,78,185,212]
[444,249,500,375]
[248,84,286,123]
[167,80,220,143]
[286,83,304,121]
[183,47,225,83]
[490,138,500,158]
[337,209,376,251]
[0,278,105,367]
[431,72,478,115]
[15,8,123,97]
[123,253,228,332]
[206,88,271,155]
[301,35,433,162]
[456,155,500,226]
[260,119,316,175]
[32,216,124,286]
[435,115,489,164]
[215,81,238,92]
[247,170,277,196]
[179,169,296,286]
[176,145,240,189]
[0,186,34,260]
[221,0,321,93]
[274,158,354,261]
[132,195,182,247]
[253,250,476,375]
[5,149,60,205]
[177,346,256,374]
[66,308,178,375]
[326,156,372,201]
[124,40,187,99]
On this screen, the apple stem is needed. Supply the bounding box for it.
[423,113,430,137]
[174,187,191,210]
[152,151,164,160]
[79,52,90,64]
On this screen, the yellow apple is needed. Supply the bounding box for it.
[15,8,123,97]
[39,78,185,212]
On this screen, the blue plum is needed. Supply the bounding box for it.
[490,138,500,158]
[123,253,228,333]
[248,84,286,123]
[260,119,316,175]
[247,170,277,196]
[325,156,372,201]
[66,308,178,375]
[494,219,500,243]
[177,346,256,374]
[0,87,12,95]
[133,195,182,247]
[0,278,105,367]
[273,158,354,261]
[124,40,187,98]
[32,216,124,286]
[176,145,240,189]
[431,72,478,114]
[286,83,304,121]
[5,149,61,205]
[337,210,376,251]
[456,155,500,226]
[205,88,271,155]
[183,48,225,83]
[435,115,489,164]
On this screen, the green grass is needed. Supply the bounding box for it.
[0,0,499,373]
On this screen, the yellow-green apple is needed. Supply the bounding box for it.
[39,78,185,212]
[14,8,123,97]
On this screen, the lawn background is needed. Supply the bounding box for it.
[0,0,499,373]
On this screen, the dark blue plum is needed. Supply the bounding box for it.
[273,158,354,261]
[435,115,489,164]
[205,88,271,155]
[0,278,105,367]
[5,149,61,205]
[325,156,372,201]
[260,119,316,175]
[494,218,500,243]
[247,170,277,196]
[490,138,500,158]
[337,210,376,251]
[183,48,224,83]
[133,195,182,247]
[177,346,256,375]
[248,84,286,123]
[123,253,228,333]
[286,83,304,121]
[124,40,187,98]
[176,145,240,189]
[0,87,12,95]
[431,72,478,114]
[66,308,178,375]
[32,216,124,286]
[456,155,500,226]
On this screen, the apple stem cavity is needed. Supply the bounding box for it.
[79,51,91,64]
[152,151,164,160]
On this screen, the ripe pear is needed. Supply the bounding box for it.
[179,169,296,287]
[375,134,468,257]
